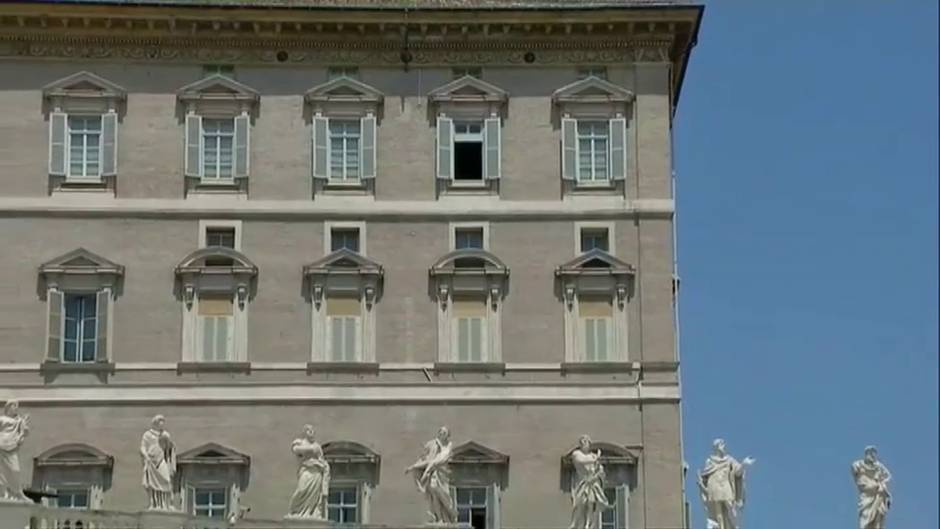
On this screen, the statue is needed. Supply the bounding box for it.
[286,424,331,519]
[140,414,178,511]
[852,446,891,529]
[568,435,612,529]
[697,438,755,529]
[405,426,458,525]
[0,400,30,503]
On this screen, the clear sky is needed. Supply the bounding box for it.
[675,2,938,529]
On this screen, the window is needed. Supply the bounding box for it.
[330,227,361,253]
[600,487,617,529]
[580,297,613,362]
[577,121,609,183]
[456,487,488,529]
[327,297,361,362]
[329,120,362,182]
[580,228,609,253]
[202,118,235,180]
[328,66,359,80]
[328,485,359,524]
[63,294,97,363]
[455,227,485,250]
[193,488,227,519]
[577,66,608,80]
[453,297,487,363]
[203,64,235,78]
[56,488,90,509]
[67,116,102,179]
[453,122,485,181]
[453,67,483,80]
[198,295,234,362]
[205,228,236,249]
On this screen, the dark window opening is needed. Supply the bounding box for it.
[206,228,236,249]
[455,228,484,250]
[580,228,609,253]
[331,228,360,253]
[454,142,483,181]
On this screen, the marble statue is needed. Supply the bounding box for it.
[140,414,178,511]
[568,435,612,529]
[0,400,30,503]
[852,446,891,529]
[286,424,331,519]
[697,438,755,529]
[406,426,458,524]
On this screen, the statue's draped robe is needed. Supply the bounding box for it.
[410,438,458,523]
[0,415,27,501]
[287,439,331,519]
[140,429,176,510]
[852,460,891,529]
[569,449,612,529]
[699,455,745,529]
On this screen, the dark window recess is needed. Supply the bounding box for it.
[331,228,360,253]
[455,228,484,250]
[580,229,609,253]
[206,228,236,249]
[454,142,483,181]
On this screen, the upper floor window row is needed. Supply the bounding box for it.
[42,72,634,192]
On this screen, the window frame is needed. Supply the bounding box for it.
[455,485,490,528]
[200,117,237,182]
[198,220,243,251]
[324,221,367,256]
[575,222,615,255]
[327,119,363,183]
[327,483,361,524]
[61,292,99,364]
[66,114,104,180]
[192,486,229,520]
[196,293,237,363]
[575,120,611,184]
[450,222,490,251]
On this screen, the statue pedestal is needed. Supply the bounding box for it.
[280,515,333,527]
[0,500,31,528]
[138,509,192,528]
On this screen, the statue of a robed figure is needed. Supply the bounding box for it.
[406,426,458,525]
[697,438,754,529]
[852,446,891,529]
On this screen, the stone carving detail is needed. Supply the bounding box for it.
[852,446,891,529]
[140,414,178,511]
[697,438,755,529]
[568,435,612,529]
[286,424,331,520]
[0,400,30,503]
[406,426,458,524]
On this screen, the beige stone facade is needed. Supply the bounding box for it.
[0,1,701,527]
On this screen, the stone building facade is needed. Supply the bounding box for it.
[0,1,702,527]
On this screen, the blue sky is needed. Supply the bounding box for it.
[676,3,938,529]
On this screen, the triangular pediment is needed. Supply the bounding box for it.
[552,76,634,104]
[39,248,124,275]
[452,441,509,465]
[177,74,259,102]
[178,442,250,465]
[428,76,509,103]
[42,71,126,99]
[305,77,385,103]
[304,248,384,275]
[556,249,635,274]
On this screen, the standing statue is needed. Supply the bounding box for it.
[568,435,612,529]
[286,424,331,519]
[140,414,178,511]
[0,400,30,503]
[851,446,891,529]
[405,426,458,525]
[697,438,755,529]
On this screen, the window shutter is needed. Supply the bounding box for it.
[436,116,453,180]
[95,289,110,362]
[185,485,196,515]
[184,113,202,177]
[101,111,118,177]
[486,483,501,529]
[616,485,629,529]
[610,117,627,181]
[484,117,501,179]
[312,116,329,179]
[49,111,67,176]
[46,290,63,362]
[360,115,376,179]
[561,117,577,181]
[234,113,250,178]
[228,483,241,522]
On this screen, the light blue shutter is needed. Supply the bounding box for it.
[101,111,118,177]
[610,118,627,181]
[561,117,577,180]
[484,117,501,179]
[313,116,329,179]
[616,485,629,529]
[46,290,63,362]
[234,113,250,178]
[49,112,67,176]
[184,114,202,177]
[95,289,110,362]
[361,115,376,179]
[486,483,501,529]
[436,116,453,179]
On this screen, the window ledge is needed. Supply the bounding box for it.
[39,361,115,375]
[434,362,506,374]
[306,362,380,374]
[176,362,251,374]
[561,361,637,373]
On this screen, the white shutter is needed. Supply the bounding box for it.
[484,116,501,179]
[436,115,453,180]
[234,113,250,178]
[101,111,118,177]
[359,483,372,523]
[361,115,376,179]
[561,117,577,180]
[616,485,629,529]
[46,289,64,362]
[486,483,501,529]
[95,289,110,362]
[610,117,627,181]
[184,113,202,177]
[228,484,241,522]
[49,111,67,176]
[312,116,329,179]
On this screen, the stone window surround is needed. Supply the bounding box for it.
[324,220,367,256]
[198,219,243,250]
[32,443,114,510]
[177,443,250,522]
[574,221,616,255]
[322,440,381,523]
[449,441,509,529]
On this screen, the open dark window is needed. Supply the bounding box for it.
[454,122,484,181]
[331,228,361,253]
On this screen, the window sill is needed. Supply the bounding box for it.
[176,362,251,374]
[40,361,115,375]
[434,362,506,374]
[306,362,380,374]
[561,361,637,373]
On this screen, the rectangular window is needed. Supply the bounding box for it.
[327,297,361,362]
[198,295,234,362]
[203,64,235,78]
[328,66,360,80]
[577,121,609,183]
[600,487,617,529]
[329,120,361,182]
[578,66,609,80]
[205,227,236,249]
[454,121,484,181]
[327,485,359,523]
[202,118,235,180]
[330,227,360,253]
[453,298,486,362]
[580,228,610,253]
[455,227,485,250]
[453,67,483,79]
[67,116,102,178]
[581,298,613,362]
[63,293,97,363]
[456,487,488,529]
[56,488,90,509]
[193,488,227,519]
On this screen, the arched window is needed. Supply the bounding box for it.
[178,443,250,522]
[33,443,114,510]
[322,441,381,524]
